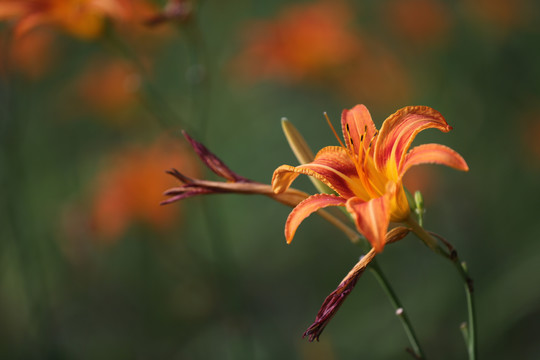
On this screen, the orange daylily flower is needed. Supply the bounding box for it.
[272,104,469,252]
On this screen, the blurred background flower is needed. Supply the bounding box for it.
[0,0,161,39]
[0,27,58,79]
[87,137,200,242]
[74,57,142,121]
[231,0,360,84]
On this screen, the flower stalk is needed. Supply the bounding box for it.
[404,216,477,360]
[369,260,425,359]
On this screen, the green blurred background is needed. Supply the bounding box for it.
[1,0,539,359]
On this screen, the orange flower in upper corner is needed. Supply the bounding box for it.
[0,0,147,39]
[272,105,469,252]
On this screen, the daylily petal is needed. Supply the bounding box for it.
[346,196,390,252]
[400,143,469,176]
[273,146,362,198]
[375,106,451,173]
[272,165,303,193]
[387,181,409,222]
[341,104,377,155]
[285,194,346,244]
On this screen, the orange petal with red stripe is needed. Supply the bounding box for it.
[375,106,451,172]
[272,146,359,198]
[285,194,346,243]
[346,196,390,252]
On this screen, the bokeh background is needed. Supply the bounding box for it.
[1,0,539,359]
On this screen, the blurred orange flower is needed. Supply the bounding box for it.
[463,0,533,32]
[231,0,361,83]
[76,58,141,120]
[114,0,174,53]
[89,137,200,242]
[0,0,154,39]
[231,0,412,107]
[0,27,58,79]
[384,0,452,46]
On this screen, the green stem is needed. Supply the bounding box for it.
[404,216,477,360]
[181,16,211,138]
[369,261,425,359]
[461,261,477,360]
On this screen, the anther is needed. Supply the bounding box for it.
[346,124,355,146]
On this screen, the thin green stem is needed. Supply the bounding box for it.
[100,29,191,131]
[180,16,211,138]
[369,261,425,359]
[460,261,477,360]
[404,216,477,360]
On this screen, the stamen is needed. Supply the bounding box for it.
[324,112,345,148]
[367,130,378,150]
